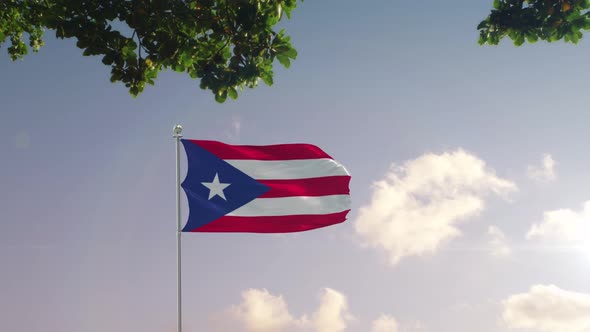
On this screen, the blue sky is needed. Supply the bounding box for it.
[3,1,590,332]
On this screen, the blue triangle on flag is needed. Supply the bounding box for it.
[180,140,270,232]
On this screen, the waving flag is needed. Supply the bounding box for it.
[180,139,351,233]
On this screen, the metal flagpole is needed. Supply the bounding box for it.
[173,124,183,332]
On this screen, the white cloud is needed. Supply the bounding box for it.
[230,288,305,332]
[311,288,353,332]
[527,153,556,182]
[502,285,590,332]
[228,288,353,332]
[372,315,399,332]
[354,149,516,265]
[488,225,511,257]
[527,201,590,244]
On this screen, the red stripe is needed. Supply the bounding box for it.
[258,176,351,198]
[192,210,350,233]
[186,139,333,160]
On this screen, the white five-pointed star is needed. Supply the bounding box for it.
[201,173,231,200]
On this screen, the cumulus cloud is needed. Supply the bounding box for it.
[230,288,304,332]
[502,285,590,332]
[527,201,590,244]
[311,288,353,332]
[488,225,511,257]
[526,153,556,182]
[354,149,516,265]
[228,288,352,332]
[372,315,399,332]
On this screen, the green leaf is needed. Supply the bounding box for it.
[514,33,525,46]
[477,35,485,45]
[228,87,238,99]
[477,20,488,30]
[222,46,231,60]
[102,54,114,65]
[181,53,193,67]
[525,32,538,43]
[283,47,297,59]
[572,30,581,43]
[276,54,291,68]
[261,72,274,86]
[173,63,185,72]
[215,90,228,103]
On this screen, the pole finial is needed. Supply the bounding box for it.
[173,124,183,136]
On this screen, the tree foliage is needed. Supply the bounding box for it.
[479,0,590,46]
[6,1,589,102]
[0,0,300,102]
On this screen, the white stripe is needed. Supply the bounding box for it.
[225,158,349,180]
[228,195,351,217]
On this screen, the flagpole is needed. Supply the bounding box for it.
[173,124,183,332]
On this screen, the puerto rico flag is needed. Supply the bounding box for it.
[180,139,351,233]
